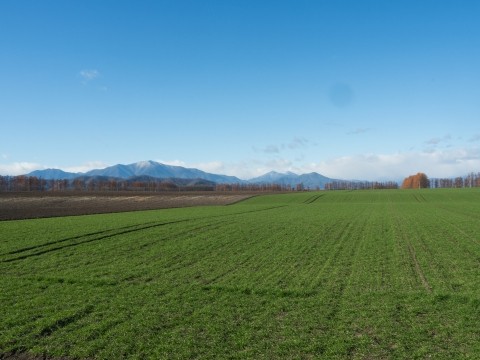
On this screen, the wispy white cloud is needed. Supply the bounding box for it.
[5,145,479,182]
[63,161,108,173]
[253,145,280,154]
[0,161,109,176]
[159,159,274,180]
[0,162,44,176]
[264,145,281,154]
[287,137,309,149]
[159,159,186,167]
[303,147,480,181]
[186,146,480,181]
[160,160,227,174]
[192,161,226,174]
[469,134,480,142]
[425,134,451,145]
[254,137,309,154]
[79,69,100,83]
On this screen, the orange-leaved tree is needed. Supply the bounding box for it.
[401,172,429,189]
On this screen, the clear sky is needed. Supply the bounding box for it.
[1,0,479,180]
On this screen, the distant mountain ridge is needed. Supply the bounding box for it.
[249,171,334,189]
[26,160,336,188]
[28,168,79,180]
[84,160,243,184]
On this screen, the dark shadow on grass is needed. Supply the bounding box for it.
[2,205,290,263]
[1,220,190,263]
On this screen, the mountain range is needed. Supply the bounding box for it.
[27,160,335,189]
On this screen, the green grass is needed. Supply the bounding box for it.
[1,189,479,359]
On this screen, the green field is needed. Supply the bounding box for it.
[1,190,479,359]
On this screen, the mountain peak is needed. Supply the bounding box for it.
[134,160,157,168]
[25,160,335,188]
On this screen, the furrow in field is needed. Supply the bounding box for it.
[311,206,371,357]
[389,204,433,293]
[101,210,291,290]
[342,204,394,293]
[201,221,312,292]
[406,243,432,293]
[324,214,368,310]
[154,223,256,279]
[180,207,300,291]
[406,209,480,292]
[195,203,368,301]
[432,202,480,222]
[303,212,364,292]
[303,194,325,204]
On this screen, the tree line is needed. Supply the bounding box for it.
[401,172,480,189]
[324,181,399,190]
[326,172,480,191]
[3,172,480,193]
[429,172,480,188]
[0,175,293,193]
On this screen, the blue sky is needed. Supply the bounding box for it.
[1,0,479,180]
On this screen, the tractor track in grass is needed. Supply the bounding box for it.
[389,204,432,293]
[303,194,325,204]
[407,243,432,293]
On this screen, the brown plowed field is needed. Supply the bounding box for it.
[0,192,254,220]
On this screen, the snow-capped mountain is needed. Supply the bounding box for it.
[26,161,335,188]
[84,160,243,183]
[28,160,244,184]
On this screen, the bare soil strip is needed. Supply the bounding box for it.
[0,192,254,220]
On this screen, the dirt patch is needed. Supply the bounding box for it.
[0,192,254,220]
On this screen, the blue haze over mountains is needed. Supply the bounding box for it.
[27,161,335,189]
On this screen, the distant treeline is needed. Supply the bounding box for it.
[0,175,292,193]
[429,172,480,188]
[3,172,480,193]
[215,183,293,192]
[326,172,480,191]
[401,172,480,189]
[0,175,212,192]
[324,181,399,190]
